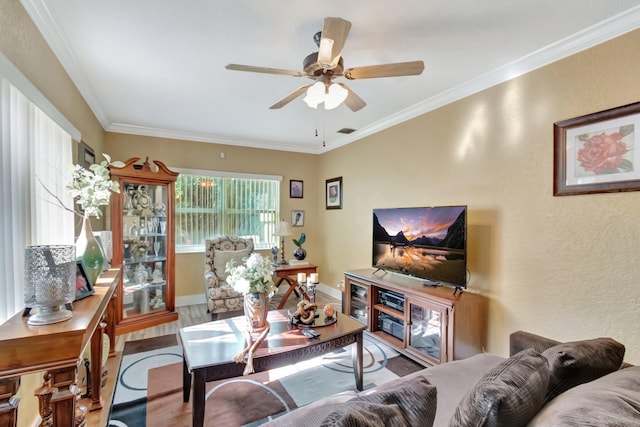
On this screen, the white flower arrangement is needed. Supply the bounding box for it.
[225,253,277,297]
[67,153,123,218]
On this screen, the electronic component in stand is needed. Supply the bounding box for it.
[352,285,367,299]
[378,312,404,340]
[378,289,405,312]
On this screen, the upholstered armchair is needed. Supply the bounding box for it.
[204,236,254,320]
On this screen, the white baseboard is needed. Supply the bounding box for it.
[176,293,206,307]
[176,282,343,308]
[316,282,342,301]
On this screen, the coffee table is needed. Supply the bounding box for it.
[178,309,366,427]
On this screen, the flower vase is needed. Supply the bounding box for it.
[75,215,105,287]
[243,292,270,333]
[293,246,307,261]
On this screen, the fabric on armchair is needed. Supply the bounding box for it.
[204,236,254,320]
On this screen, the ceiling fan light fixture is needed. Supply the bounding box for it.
[303,81,325,109]
[303,81,348,110]
[324,83,348,110]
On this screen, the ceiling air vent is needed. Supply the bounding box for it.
[337,128,356,134]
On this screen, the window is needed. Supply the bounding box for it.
[1,53,78,324]
[174,169,281,252]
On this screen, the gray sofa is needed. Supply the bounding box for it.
[263,331,639,427]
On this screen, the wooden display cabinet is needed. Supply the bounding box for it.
[344,268,487,366]
[109,157,179,334]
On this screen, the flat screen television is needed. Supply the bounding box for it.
[372,205,467,288]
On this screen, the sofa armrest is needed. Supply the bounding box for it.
[509,330,560,356]
[205,271,220,289]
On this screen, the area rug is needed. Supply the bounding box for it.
[108,333,424,427]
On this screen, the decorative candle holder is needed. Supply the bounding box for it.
[23,245,75,325]
[307,282,317,303]
[308,273,319,303]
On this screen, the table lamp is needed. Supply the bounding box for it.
[274,220,292,265]
[23,245,75,325]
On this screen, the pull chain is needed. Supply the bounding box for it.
[323,117,326,147]
[313,110,326,147]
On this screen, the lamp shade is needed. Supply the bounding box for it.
[23,245,75,325]
[275,220,292,237]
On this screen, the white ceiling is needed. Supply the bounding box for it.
[21,0,640,154]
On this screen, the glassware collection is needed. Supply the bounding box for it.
[121,182,167,317]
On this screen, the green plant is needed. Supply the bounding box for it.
[67,154,124,218]
[293,233,306,248]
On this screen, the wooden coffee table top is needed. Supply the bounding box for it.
[179,309,365,371]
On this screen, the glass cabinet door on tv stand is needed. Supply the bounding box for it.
[109,157,179,334]
[406,299,448,364]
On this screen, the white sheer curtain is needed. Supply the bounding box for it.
[31,107,74,244]
[0,77,74,324]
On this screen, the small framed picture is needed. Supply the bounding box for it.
[78,141,95,169]
[326,177,343,209]
[75,260,95,301]
[290,180,303,198]
[291,210,305,227]
[554,101,640,196]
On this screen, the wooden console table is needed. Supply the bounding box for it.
[0,266,120,427]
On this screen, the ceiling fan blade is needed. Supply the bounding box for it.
[344,60,425,80]
[269,85,311,109]
[338,83,366,112]
[226,64,305,77]
[318,17,352,68]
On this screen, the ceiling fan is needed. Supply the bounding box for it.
[226,17,425,112]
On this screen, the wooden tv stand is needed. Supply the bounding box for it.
[344,269,487,366]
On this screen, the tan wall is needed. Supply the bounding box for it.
[318,29,640,363]
[104,133,319,298]
[0,1,108,425]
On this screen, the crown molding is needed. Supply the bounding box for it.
[106,122,325,154]
[20,0,112,128]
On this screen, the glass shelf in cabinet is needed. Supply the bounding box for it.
[125,255,167,264]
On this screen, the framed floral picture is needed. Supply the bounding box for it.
[554,101,640,196]
[326,177,342,209]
